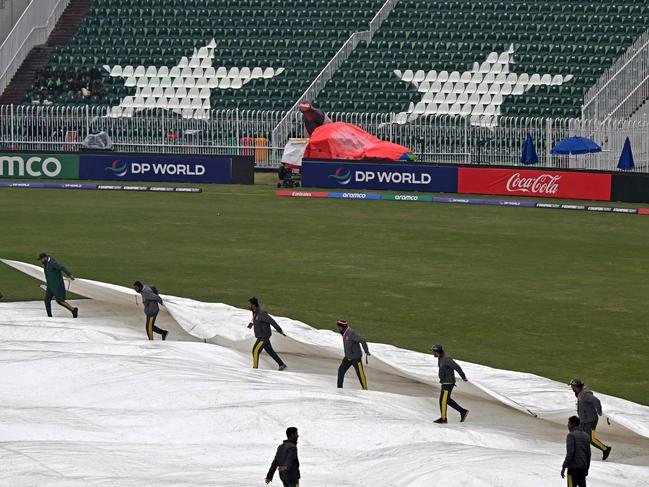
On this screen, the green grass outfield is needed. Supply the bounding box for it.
[2,173,649,404]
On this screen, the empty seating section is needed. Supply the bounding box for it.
[21,0,649,119]
[25,0,383,110]
[318,0,649,118]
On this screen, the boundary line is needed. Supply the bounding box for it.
[0,182,201,193]
[277,190,649,216]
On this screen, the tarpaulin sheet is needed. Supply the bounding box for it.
[303,122,412,161]
[1,259,649,486]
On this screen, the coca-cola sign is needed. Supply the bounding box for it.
[458,168,611,201]
[505,173,561,194]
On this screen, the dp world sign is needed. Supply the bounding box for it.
[0,153,79,179]
[302,160,458,192]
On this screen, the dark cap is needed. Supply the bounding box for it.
[430,344,443,353]
[37,253,48,260]
[336,320,348,328]
[248,297,259,306]
[569,378,584,387]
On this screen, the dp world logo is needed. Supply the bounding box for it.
[106,160,128,177]
[328,167,352,185]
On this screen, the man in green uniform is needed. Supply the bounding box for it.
[38,253,78,318]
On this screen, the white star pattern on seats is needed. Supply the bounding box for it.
[390,45,573,127]
[103,39,285,119]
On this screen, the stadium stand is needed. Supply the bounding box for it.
[317,0,649,118]
[4,0,649,122]
[22,0,385,111]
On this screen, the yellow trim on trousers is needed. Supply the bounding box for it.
[58,300,75,312]
[591,429,607,451]
[252,340,265,369]
[567,474,573,487]
[146,315,155,340]
[357,361,368,390]
[441,389,449,420]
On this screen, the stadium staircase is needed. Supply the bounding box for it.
[0,0,92,105]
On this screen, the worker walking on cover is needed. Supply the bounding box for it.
[336,320,370,390]
[431,344,469,424]
[38,253,78,318]
[133,281,168,340]
[561,415,591,487]
[570,378,612,460]
[265,427,300,486]
[248,297,287,370]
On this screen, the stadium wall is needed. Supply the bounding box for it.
[0,151,254,184]
[302,160,649,203]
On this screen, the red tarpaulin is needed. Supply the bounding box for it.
[303,122,412,161]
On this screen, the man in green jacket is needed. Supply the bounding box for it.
[38,253,78,318]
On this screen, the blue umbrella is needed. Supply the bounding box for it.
[551,136,602,155]
[520,133,538,165]
[617,137,635,170]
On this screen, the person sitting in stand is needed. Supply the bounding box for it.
[299,99,331,137]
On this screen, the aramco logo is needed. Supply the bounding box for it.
[328,167,352,185]
[106,160,128,177]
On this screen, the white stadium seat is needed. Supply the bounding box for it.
[425,70,437,82]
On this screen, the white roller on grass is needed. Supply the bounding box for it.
[1,259,648,485]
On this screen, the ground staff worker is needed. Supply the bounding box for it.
[336,320,370,390]
[248,297,287,370]
[431,344,469,424]
[266,427,300,486]
[570,378,612,460]
[38,253,78,318]
[561,416,591,487]
[133,281,168,340]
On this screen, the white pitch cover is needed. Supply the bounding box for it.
[1,258,648,485]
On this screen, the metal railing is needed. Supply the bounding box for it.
[271,0,400,146]
[582,29,649,120]
[0,0,70,96]
[1,105,648,172]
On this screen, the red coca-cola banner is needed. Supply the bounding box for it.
[458,168,611,201]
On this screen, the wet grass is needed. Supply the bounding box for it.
[2,173,649,404]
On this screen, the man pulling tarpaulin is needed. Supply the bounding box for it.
[299,99,332,137]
